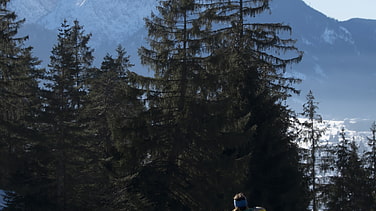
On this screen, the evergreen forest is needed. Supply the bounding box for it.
[0,0,375,210]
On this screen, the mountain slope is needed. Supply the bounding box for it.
[9,0,376,120]
[10,0,156,39]
[264,0,376,120]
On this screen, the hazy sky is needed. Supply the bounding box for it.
[302,0,376,21]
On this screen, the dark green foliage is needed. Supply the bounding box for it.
[0,0,47,209]
[137,0,244,209]
[299,90,326,211]
[364,122,376,210]
[246,100,309,211]
[202,0,308,210]
[324,129,373,211]
[83,45,148,210]
[0,0,38,163]
[135,0,308,210]
[10,0,376,210]
[40,19,96,210]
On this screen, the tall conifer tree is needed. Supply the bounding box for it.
[41,19,94,210]
[365,121,376,210]
[83,45,148,209]
[85,45,136,159]
[325,129,372,210]
[137,0,308,210]
[0,0,46,209]
[138,0,251,209]
[201,0,308,210]
[300,90,326,211]
[0,0,40,162]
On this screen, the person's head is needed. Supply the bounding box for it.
[233,193,248,211]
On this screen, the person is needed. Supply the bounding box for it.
[232,193,266,211]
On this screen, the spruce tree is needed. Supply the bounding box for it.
[299,90,326,211]
[137,0,251,209]
[83,45,148,209]
[325,129,372,210]
[202,0,308,210]
[0,0,47,209]
[0,0,36,167]
[85,45,136,160]
[365,121,376,210]
[136,0,308,210]
[41,19,94,210]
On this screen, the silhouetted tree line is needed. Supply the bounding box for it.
[298,91,376,211]
[0,0,375,210]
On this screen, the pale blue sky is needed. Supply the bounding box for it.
[302,0,376,21]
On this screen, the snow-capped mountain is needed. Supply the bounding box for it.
[263,0,376,121]
[298,118,374,154]
[10,0,157,74]
[10,0,156,40]
[8,0,376,121]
